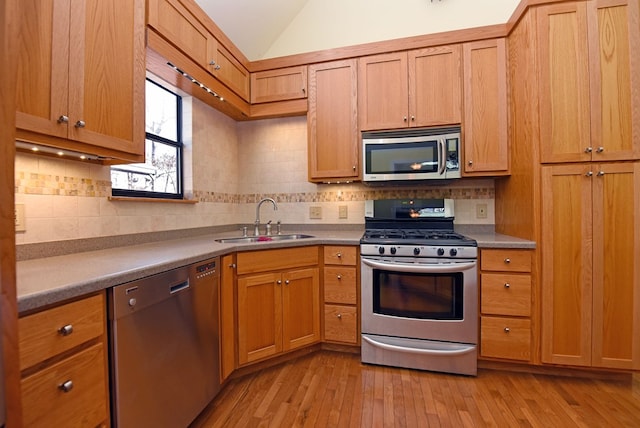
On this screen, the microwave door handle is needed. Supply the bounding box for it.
[438,138,446,175]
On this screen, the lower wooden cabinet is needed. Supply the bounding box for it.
[322,246,359,344]
[18,292,109,427]
[479,248,533,362]
[236,246,320,365]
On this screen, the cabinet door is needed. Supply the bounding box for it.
[308,60,359,182]
[541,164,594,366]
[282,268,320,351]
[15,0,70,139]
[251,66,307,103]
[409,45,462,127]
[68,0,145,155]
[213,43,250,101]
[358,52,409,130]
[591,162,640,369]
[237,272,282,364]
[462,38,509,175]
[587,0,640,162]
[538,2,592,163]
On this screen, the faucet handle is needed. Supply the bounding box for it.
[276,220,282,235]
[266,220,273,236]
[240,226,248,237]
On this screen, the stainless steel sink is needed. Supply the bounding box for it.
[215,233,315,244]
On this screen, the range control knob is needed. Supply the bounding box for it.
[437,248,445,256]
[390,247,397,255]
[413,247,421,256]
[378,246,385,255]
[450,248,458,256]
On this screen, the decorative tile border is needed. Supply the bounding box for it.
[16,171,494,202]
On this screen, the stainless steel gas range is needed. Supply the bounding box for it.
[360,199,478,376]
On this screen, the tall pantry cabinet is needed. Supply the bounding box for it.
[537,0,640,369]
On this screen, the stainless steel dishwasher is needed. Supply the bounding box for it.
[109,257,220,428]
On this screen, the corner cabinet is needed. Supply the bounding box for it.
[18,293,110,427]
[358,46,462,131]
[537,0,640,163]
[541,162,640,369]
[15,0,145,162]
[307,59,360,182]
[462,38,509,176]
[236,247,320,365]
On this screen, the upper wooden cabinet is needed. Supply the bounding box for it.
[307,59,359,182]
[462,38,509,176]
[358,46,462,131]
[251,66,307,104]
[537,0,640,163]
[541,162,640,370]
[15,0,145,162]
[147,0,250,101]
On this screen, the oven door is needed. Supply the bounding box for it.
[361,256,477,344]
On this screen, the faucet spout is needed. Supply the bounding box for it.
[254,197,278,235]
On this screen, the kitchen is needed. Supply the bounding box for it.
[2,0,640,426]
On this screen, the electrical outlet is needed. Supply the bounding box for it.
[15,203,26,232]
[338,205,348,219]
[476,203,488,219]
[309,206,322,219]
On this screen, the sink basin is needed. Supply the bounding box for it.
[215,233,315,244]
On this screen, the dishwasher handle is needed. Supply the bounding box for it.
[170,280,190,294]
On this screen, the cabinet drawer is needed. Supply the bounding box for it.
[324,267,357,304]
[237,246,319,275]
[324,246,357,266]
[324,304,358,344]
[481,249,532,272]
[19,293,105,370]
[481,273,531,316]
[21,342,108,427]
[481,316,531,361]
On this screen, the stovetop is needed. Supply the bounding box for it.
[361,228,477,246]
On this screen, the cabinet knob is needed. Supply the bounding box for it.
[284,279,290,285]
[337,274,342,280]
[468,160,473,166]
[411,115,415,122]
[302,88,306,94]
[75,120,86,128]
[337,313,342,319]
[403,116,408,122]
[585,147,593,153]
[57,115,69,124]
[597,171,605,177]
[596,146,604,153]
[504,327,510,333]
[58,324,73,336]
[352,165,356,171]
[214,65,221,70]
[209,60,216,65]
[228,263,237,268]
[585,171,594,177]
[504,258,511,264]
[504,283,510,289]
[336,252,342,258]
[59,380,74,393]
[277,280,282,285]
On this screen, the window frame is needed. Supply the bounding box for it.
[111,79,184,200]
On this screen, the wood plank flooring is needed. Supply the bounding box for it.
[191,351,640,427]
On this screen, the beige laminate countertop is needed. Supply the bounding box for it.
[17,228,534,313]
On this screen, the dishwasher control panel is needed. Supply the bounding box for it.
[194,260,217,279]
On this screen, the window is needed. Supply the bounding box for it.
[111,79,183,199]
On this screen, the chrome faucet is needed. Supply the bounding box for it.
[254,197,278,236]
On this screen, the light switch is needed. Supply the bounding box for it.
[338,205,348,219]
[309,206,322,219]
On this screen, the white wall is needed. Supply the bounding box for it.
[264,0,520,58]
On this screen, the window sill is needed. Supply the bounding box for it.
[108,196,198,204]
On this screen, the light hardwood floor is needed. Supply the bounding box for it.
[192,351,640,427]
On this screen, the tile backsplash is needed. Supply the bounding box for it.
[15,98,495,245]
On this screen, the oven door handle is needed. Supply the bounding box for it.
[362,258,476,273]
[362,335,476,357]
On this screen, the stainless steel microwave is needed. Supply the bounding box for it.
[362,126,461,183]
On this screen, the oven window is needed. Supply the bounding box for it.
[373,270,464,320]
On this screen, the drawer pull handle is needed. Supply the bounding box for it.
[337,313,342,319]
[336,252,342,258]
[504,283,511,289]
[337,274,342,280]
[504,258,511,264]
[58,324,73,336]
[504,327,510,333]
[59,380,74,393]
